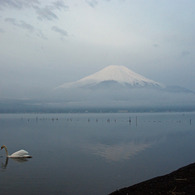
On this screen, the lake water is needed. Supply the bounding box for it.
[0,112,195,195]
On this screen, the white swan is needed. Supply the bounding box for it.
[1,145,32,158]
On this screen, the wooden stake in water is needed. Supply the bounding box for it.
[129,117,131,124]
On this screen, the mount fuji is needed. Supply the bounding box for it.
[51,65,195,109]
[57,65,164,89]
[0,65,194,112]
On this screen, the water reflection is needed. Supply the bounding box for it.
[1,157,8,169]
[86,141,152,162]
[1,156,29,169]
[0,113,194,195]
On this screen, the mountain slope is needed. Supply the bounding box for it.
[51,65,195,109]
[57,65,164,89]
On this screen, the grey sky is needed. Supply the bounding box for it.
[0,0,195,99]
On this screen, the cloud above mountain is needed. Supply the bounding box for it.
[0,0,39,10]
[5,18,34,32]
[52,26,68,37]
[86,0,98,8]
[0,0,69,40]
[0,0,68,13]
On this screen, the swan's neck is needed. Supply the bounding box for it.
[3,146,9,157]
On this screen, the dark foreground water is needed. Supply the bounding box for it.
[0,112,195,195]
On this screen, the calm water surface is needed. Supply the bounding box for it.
[0,112,195,195]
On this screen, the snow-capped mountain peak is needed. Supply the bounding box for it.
[57,65,164,89]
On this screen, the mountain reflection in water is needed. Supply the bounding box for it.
[85,142,152,162]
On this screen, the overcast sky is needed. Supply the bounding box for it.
[0,0,195,98]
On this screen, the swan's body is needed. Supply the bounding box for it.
[1,145,32,158]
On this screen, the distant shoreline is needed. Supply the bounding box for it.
[1,97,195,113]
[109,162,195,195]
[0,105,195,114]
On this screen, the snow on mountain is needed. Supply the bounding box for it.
[57,65,164,89]
[48,65,195,109]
